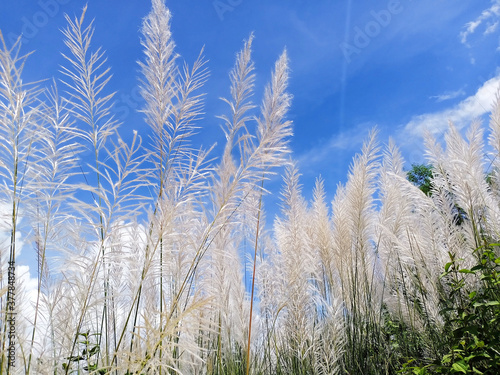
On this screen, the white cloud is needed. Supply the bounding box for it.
[296,122,374,173]
[404,74,500,137]
[460,1,500,45]
[485,21,499,35]
[430,88,466,102]
[462,20,482,44]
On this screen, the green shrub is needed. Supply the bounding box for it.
[400,244,500,374]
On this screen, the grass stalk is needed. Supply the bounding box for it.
[246,179,264,375]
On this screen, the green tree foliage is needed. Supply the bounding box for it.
[407,164,434,196]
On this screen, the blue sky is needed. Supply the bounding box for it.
[1,0,500,205]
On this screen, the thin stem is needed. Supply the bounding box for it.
[246,179,264,375]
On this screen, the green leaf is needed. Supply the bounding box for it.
[474,300,500,307]
[459,269,474,274]
[89,345,100,356]
[67,355,84,362]
[451,362,467,373]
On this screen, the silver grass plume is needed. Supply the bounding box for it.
[331,130,380,315]
[203,34,256,361]
[0,32,44,373]
[273,163,317,367]
[121,0,211,371]
[60,6,149,371]
[377,140,445,330]
[25,82,82,374]
[308,177,343,374]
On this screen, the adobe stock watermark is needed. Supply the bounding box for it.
[7,260,16,369]
[113,85,144,123]
[340,0,408,63]
[213,0,242,21]
[6,0,74,46]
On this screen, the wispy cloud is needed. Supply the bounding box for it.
[460,0,500,45]
[485,20,499,35]
[430,88,466,102]
[296,122,374,172]
[404,74,500,137]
